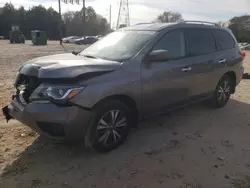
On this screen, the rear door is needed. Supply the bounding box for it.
[211,29,240,86]
[184,28,218,97]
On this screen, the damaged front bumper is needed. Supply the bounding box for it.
[2,94,20,122]
[1,95,92,140]
[2,105,13,122]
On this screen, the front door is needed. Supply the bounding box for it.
[141,29,193,115]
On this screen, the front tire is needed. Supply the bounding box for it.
[210,75,233,108]
[85,100,132,152]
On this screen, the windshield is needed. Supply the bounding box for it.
[80,30,155,61]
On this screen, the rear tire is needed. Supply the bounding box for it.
[209,75,233,108]
[85,100,132,152]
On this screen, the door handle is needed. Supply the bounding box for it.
[182,67,192,72]
[218,59,226,64]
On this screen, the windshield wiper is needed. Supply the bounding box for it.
[72,50,81,55]
[82,55,97,59]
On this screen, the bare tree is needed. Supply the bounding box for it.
[228,15,250,42]
[62,7,109,36]
[230,16,250,29]
[217,20,230,27]
[155,11,184,23]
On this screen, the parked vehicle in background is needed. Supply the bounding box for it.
[241,43,250,50]
[2,21,245,152]
[9,30,25,44]
[95,35,102,39]
[0,36,4,39]
[62,36,79,43]
[62,36,71,42]
[74,36,98,45]
[74,37,85,45]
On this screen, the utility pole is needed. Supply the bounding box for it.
[82,0,85,36]
[58,0,62,45]
[116,0,122,29]
[109,5,112,30]
[59,0,82,42]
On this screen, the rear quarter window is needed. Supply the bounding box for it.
[213,30,235,50]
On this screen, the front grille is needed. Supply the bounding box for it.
[14,73,41,103]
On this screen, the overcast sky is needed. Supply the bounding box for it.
[0,0,250,28]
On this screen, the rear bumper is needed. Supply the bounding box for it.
[2,99,91,140]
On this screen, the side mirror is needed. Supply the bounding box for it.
[148,49,169,62]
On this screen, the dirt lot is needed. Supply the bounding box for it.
[1,40,250,188]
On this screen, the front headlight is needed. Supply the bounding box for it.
[30,84,85,102]
[45,86,84,100]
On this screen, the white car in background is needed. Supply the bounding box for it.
[240,43,250,50]
[62,36,79,43]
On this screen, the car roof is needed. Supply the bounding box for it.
[122,22,176,31]
[121,21,230,32]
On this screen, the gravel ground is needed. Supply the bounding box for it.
[1,40,250,188]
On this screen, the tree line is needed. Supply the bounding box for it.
[1,2,250,42]
[0,3,110,40]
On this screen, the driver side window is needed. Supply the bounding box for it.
[152,30,186,60]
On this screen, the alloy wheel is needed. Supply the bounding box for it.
[96,109,127,146]
[217,79,231,104]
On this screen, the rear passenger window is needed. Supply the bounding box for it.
[186,28,216,56]
[152,30,185,60]
[213,30,235,50]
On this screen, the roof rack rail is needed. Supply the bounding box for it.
[135,22,154,25]
[179,20,220,27]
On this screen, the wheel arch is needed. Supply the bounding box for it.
[92,94,139,125]
[223,71,236,93]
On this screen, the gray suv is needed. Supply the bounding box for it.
[2,21,245,152]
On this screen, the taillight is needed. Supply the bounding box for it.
[240,50,246,61]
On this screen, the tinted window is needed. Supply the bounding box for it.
[152,30,185,59]
[213,30,235,50]
[187,28,216,56]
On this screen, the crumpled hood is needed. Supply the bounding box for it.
[19,53,121,79]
